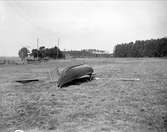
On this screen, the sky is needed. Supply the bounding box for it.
[0,0,167,56]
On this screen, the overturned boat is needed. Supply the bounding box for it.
[57,64,94,88]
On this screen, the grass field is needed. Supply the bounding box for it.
[0,58,167,132]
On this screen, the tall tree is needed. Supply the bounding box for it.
[18,47,29,63]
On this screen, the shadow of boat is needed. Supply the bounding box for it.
[62,75,94,88]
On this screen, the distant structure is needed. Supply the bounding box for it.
[63,49,112,58]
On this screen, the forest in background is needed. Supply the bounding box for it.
[113,37,167,57]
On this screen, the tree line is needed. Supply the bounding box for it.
[113,37,167,57]
[31,46,65,59]
[18,46,65,62]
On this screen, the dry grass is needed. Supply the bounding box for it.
[0,58,167,132]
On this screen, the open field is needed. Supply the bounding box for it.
[0,58,167,132]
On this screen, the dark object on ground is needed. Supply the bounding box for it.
[63,74,95,87]
[16,79,39,83]
[57,64,94,88]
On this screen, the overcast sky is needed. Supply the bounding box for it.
[0,0,167,56]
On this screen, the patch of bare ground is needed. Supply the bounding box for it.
[0,58,166,132]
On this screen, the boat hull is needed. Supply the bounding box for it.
[57,64,94,87]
